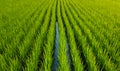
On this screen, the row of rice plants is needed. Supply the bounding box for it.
[0,0,44,54]
[40,0,57,71]
[24,0,54,71]
[63,0,99,71]
[57,0,70,70]
[9,0,52,70]
[69,0,120,69]
[0,0,47,70]
[60,0,84,71]
[65,0,118,70]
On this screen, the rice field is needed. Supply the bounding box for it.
[0,0,120,71]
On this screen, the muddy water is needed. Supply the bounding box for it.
[52,22,72,71]
[52,22,59,71]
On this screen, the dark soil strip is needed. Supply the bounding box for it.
[65,37,72,71]
[74,37,89,71]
